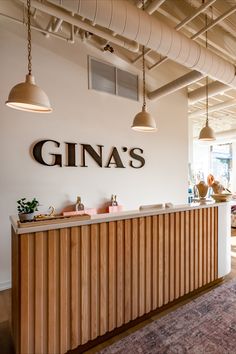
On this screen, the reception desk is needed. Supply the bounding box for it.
[10,202,231,354]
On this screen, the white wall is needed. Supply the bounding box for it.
[0,17,188,288]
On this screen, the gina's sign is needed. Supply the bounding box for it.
[32,140,145,169]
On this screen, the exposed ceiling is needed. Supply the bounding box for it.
[1,0,236,138]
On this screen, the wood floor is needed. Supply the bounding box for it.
[1,235,236,354]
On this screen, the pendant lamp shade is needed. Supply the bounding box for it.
[131,107,157,132]
[5,0,52,113]
[6,74,52,113]
[198,121,215,141]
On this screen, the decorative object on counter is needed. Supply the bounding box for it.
[196,181,208,199]
[35,205,57,220]
[108,195,123,213]
[5,0,52,113]
[17,213,91,228]
[63,208,97,216]
[165,202,174,208]
[131,0,156,132]
[17,197,39,222]
[48,205,56,216]
[111,194,118,206]
[211,193,232,202]
[75,196,84,211]
[139,204,164,210]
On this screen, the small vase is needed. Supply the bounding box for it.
[196,181,208,199]
[18,212,35,222]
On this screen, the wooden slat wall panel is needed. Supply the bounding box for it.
[174,213,180,300]
[214,207,218,278]
[194,210,199,290]
[180,212,185,297]
[11,228,20,354]
[48,230,60,354]
[35,232,47,354]
[145,217,152,313]
[90,224,99,340]
[207,208,211,284]
[14,206,219,354]
[203,208,207,286]
[131,219,139,320]
[108,222,117,331]
[139,217,145,316]
[60,228,71,353]
[124,220,132,323]
[169,213,175,303]
[210,208,215,282]
[71,227,81,348]
[164,214,169,305]
[117,220,125,327]
[185,211,190,295]
[199,209,203,288]
[189,211,194,293]
[158,215,164,308]
[100,223,108,335]
[152,215,158,310]
[20,234,35,354]
[81,226,91,344]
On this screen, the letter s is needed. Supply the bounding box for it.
[129,148,145,169]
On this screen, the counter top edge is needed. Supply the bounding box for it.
[10,201,228,234]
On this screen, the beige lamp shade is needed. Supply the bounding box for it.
[6,74,52,113]
[131,108,157,132]
[198,122,215,141]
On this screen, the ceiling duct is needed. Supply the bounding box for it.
[148,71,204,100]
[39,0,236,88]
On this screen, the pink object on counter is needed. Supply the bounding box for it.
[63,208,97,217]
[108,205,124,213]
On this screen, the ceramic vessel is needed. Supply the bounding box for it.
[18,212,35,222]
[196,181,208,199]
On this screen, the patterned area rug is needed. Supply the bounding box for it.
[98,279,236,354]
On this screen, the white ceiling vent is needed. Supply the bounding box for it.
[89,57,138,101]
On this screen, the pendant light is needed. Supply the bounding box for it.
[198,11,215,141]
[131,1,156,132]
[5,0,52,113]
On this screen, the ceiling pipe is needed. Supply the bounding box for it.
[148,71,204,100]
[189,99,236,118]
[44,0,236,88]
[148,0,217,71]
[188,81,231,105]
[19,0,140,52]
[145,0,167,15]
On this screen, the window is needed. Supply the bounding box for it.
[89,57,138,101]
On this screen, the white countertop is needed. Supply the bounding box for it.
[10,201,226,235]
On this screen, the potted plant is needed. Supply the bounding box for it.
[17,197,39,222]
